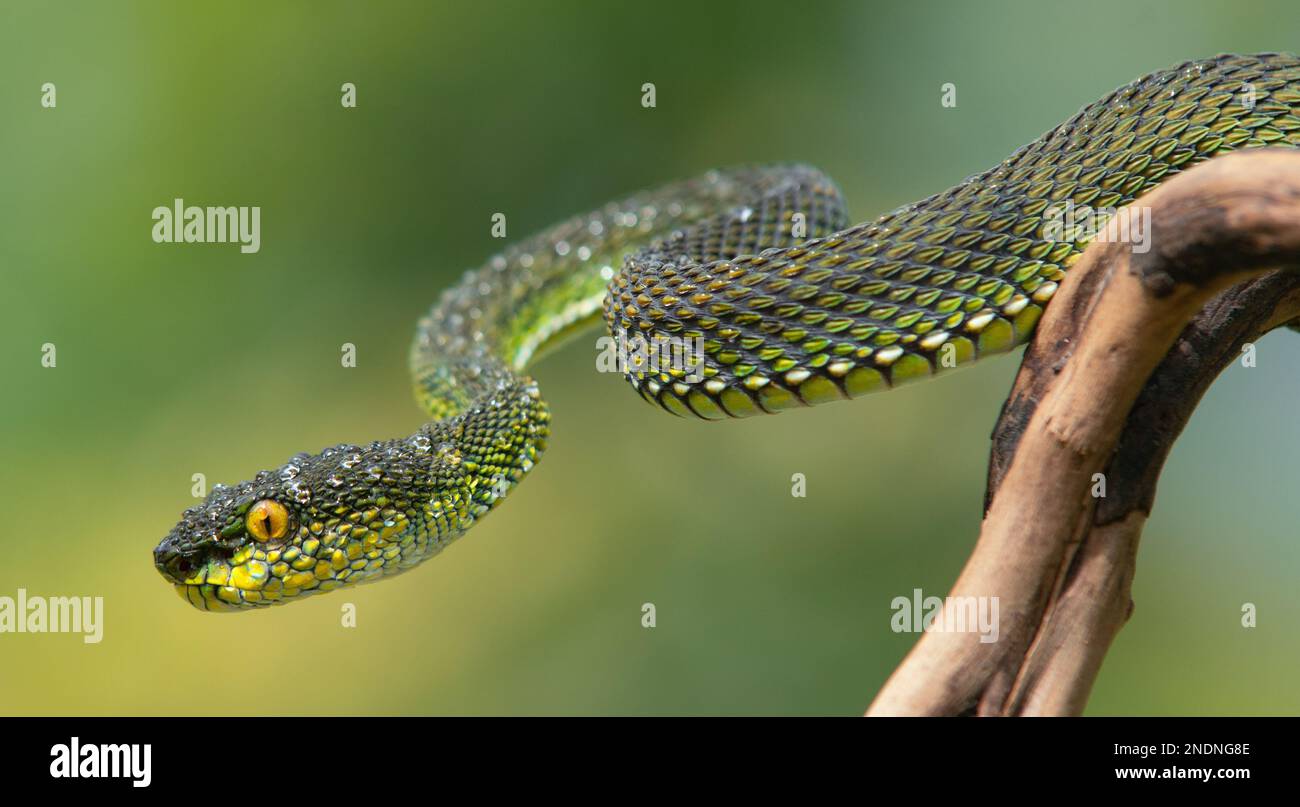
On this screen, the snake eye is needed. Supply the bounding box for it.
[245,499,289,542]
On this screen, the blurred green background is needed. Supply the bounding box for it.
[2,0,1298,715]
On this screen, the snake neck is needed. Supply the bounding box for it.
[401,167,848,556]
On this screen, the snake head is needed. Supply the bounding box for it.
[153,430,492,611]
[153,466,316,611]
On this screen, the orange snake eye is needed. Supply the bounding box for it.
[246,499,289,542]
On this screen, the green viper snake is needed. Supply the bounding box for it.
[155,53,1300,611]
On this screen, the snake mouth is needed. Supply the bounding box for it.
[160,557,278,613]
[171,581,242,612]
[155,532,360,611]
[152,539,239,611]
[153,536,255,612]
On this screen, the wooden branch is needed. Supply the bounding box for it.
[867,149,1300,716]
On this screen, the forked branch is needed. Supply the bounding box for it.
[867,149,1300,716]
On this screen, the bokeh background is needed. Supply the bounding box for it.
[2,0,1298,715]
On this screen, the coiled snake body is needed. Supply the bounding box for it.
[155,53,1300,610]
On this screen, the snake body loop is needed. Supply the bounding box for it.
[155,53,1300,610]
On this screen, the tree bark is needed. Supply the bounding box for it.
[867,149,1300,717]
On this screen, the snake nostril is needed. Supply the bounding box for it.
[154,542,197,583]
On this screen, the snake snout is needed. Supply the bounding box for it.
[153,537,201,585]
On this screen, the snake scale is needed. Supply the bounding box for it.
[155,53,1300,610]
